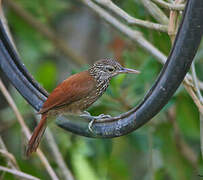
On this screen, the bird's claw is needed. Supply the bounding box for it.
[88,114,111,132]
[88,119,95,132]
[79,112,92,120]
[94,114,111,119]
[80,112,111,132]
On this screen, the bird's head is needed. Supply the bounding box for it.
[89,58,140,82]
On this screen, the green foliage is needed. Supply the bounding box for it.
[1,0,203,180]
[35,61,57,92]
[176,93,199,139]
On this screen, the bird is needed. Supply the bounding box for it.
[26,58,140,156]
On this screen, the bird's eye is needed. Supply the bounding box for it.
[106,66,115,72]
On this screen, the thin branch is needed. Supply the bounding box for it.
[168,0,185,43]
[198,80,203,90]
[5,0,87,66]
[0,150,19,169]
[44,127,74,180]
[191,62,203,104]
[183,82,203,115]
[140,0,169,25]
[168,2,178,43]
[152,0,185,11]
[81,0,167,64]
[0,166,40,180]
[0,79,59,180]
[0,137,19,170]
[0,137,23,180]
[94,0,168,32]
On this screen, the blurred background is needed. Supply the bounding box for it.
[0,0,203,179]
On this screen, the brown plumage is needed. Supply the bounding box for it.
[26,59,140,156]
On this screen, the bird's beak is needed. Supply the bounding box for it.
[118,68,140,74]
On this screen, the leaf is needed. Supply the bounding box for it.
[35,61,57,92]
[176,92,199,139]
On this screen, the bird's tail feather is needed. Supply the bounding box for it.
[26,114,47,156]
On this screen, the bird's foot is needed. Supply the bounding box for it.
[79,111,93,120]
[80,112,111,132]
[88,114,111,132]
[88,119,95,132]
[94,114,112,119]
[83,111,91,116]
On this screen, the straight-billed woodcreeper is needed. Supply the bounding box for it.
[26,58,140,156]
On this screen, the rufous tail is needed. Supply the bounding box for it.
[26,114,47,156]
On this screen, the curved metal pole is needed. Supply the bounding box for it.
[0,0,203,138]
[0,21,48,110]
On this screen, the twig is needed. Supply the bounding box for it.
[0,150,19,169]
[34,112,74,180]
[140,0,169,25]
[183,82,203,115]
[185,74,201,89]
[0,79,59,180]
[44,127,74,180]
[5,0,87,66]
[0,137,24,180]
[94,0,168,32]
[199,80,203,90]
[0,137,19,170]
[81,0,167,64]
[152,0,185,11]
[0,166,40,180]
[168,4,178,43]
[168,0,184,43]
[183,78,203,160]
[191,62,203,104]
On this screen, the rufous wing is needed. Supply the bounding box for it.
[39,71,95,114]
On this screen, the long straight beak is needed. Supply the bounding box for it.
[118,68,140,74]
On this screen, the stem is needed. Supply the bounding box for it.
[95,0,168,32]
[140,0,169,25]
[152,0,185,11]
[0,79,59,180]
